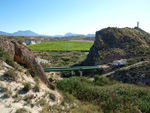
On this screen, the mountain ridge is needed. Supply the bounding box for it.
[0,30,95,37]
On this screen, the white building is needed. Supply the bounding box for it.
[113,59,127,66]
[23,39,41,45]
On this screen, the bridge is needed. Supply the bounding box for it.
[44,66,102,77]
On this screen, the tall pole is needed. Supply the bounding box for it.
[137,21,139,28]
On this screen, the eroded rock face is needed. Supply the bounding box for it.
[11,41,49,85]
[0,39,15,59]
[0,39,49,85]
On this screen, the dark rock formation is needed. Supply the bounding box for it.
[0,39,49,85]
[82,27,150,66]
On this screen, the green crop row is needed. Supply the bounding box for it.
[28,41,93,51]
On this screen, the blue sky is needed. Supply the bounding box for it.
[0,0,150,35]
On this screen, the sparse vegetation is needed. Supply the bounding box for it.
[49,82,56,90]
[4,69,17,81]
[36,98,47,106]
[24,94,34,104]
[34,51,87,67]
[3,90,12,98]
[23,82,32,92]
[0,48,16,68]
[33,83,40,92]
[28,68,37,78]
[15,108,29,113]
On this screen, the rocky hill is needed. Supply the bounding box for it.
[0,39,49,85]
[82,27,150,65]
[109,62,150,85]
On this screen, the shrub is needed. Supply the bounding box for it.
[15,108,29,113]
[61,71,72,77]
[23,82,32,92]
[49,82,56,90]
[40,104,50,113]
[49,77,54,82]
[17,39,23,44]
[33,83,40,92]
[24,94,34,104]
[36,99,47,106]
[13,93,22,102]
[56,77,150,112]
[28,68,37,78]
[4,69,17,81]
[3,90,12,98]
[34,76,39,84]
[94,75,109,86]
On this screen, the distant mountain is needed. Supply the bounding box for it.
[0,30,40,36]
[0,31,10,35]
[12,30,40,36]
[0,30,95,37]
[64,32,85,37]
[86,34,95,37]
[64,32,95,37]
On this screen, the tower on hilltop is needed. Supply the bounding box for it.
[137,21,139,28]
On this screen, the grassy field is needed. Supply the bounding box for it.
[28,41,93,51]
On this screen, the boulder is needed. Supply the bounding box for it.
[0,39,49,85]
[11,41,49,85]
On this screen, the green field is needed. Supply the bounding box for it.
[28,41,93,51]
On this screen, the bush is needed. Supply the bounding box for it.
[3,90,12,98]
[33,83,40,92]
[24,94,34,104]
[49,82,56,90]
[34,76,39,84]
[15,108,29,113]
[49,77,54,82]
[0,48,16,68]
[56,77,150,112]
[61,71,72,77]
[4,69,17,81]
[23,82,32,92]
[36,98,47,106]
[94,75,109,86]
[28,68,37,78]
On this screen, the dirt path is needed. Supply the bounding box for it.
[88,60,149,81]
[70,40,94,43]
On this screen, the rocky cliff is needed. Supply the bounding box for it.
[82,27,150,65]
[0,39,49,85]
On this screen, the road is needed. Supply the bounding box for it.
[88,60,149,81]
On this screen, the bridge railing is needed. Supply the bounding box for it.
[43,66,102,77]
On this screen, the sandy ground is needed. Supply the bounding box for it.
[0,61,62,113]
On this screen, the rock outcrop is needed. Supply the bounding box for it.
[82,27,150,66]
[0,39,15,59]
[0,39,49,85]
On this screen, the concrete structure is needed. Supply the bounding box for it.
[113,59,127,66]
[137,21,139,28]
[23,39,41,45]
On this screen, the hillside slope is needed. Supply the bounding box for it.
[82,27,150,65]
[109,61,150,85]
